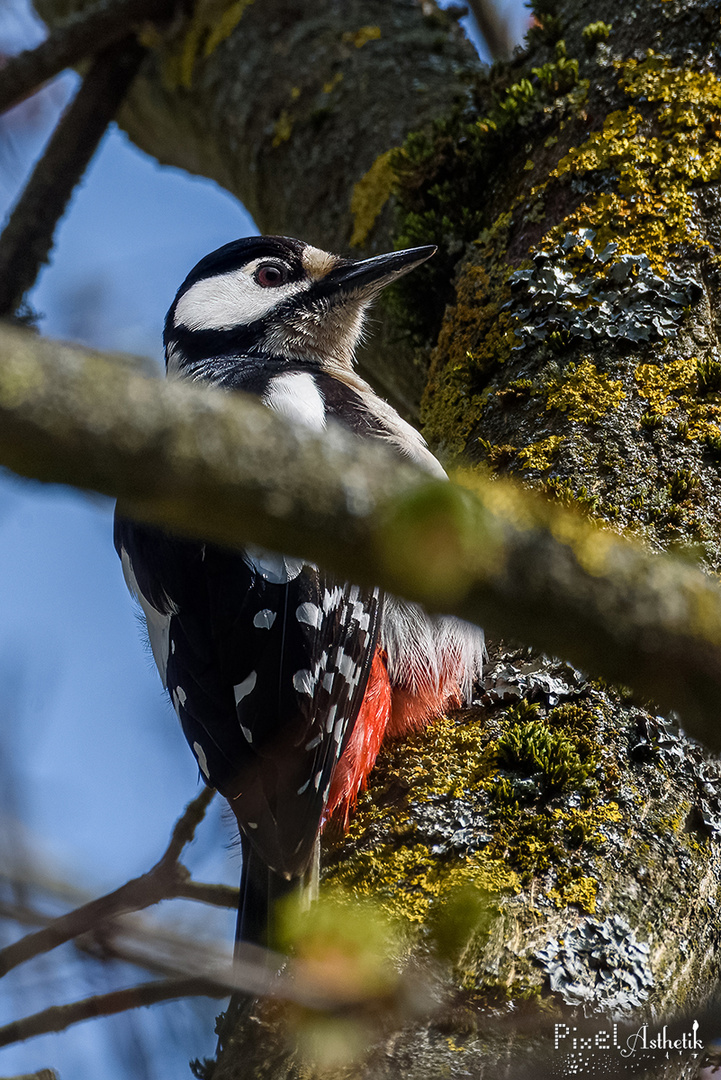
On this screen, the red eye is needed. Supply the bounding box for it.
[255,263,287,287]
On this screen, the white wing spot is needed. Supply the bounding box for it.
[351,602,371,632]
[247,821,258,829]
[234,671,257,704]
[337,651,358,683]
[193,742,210,779]
[240,724,253,744]
[323,586,343,613]
[313,770,323,791]
[293,669,316,696]
[325,704,338,733]
[322,672,334,693]
[297,778,311,795]
[253,608,276,629]
[176,686,187,706]
[305,733,322,751]
[296,602,322,628]
[245,546,304,584]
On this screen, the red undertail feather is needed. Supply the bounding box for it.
[327,644,470,825]
[326,647,391,824]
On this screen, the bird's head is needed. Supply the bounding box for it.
[164,235,435,375]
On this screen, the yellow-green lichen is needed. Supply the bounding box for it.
[517,435,564,471]
[322,72,344,95]
[342,25,382,49]
[634,355,696,417]
[633,353,721,448]
[326,841,520,925]
[349,148,398,248]
[543,55,721,273]
[548,871,598,912]
[273,109,293,147]
[324,695,619,938]
[544,359,625,422]
[162,0,255,90]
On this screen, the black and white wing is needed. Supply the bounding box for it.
[114,517,381,878]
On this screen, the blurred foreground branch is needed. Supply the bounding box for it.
[1,323,721,747]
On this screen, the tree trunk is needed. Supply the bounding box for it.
[35,0,721,1076]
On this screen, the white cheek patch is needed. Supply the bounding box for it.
[174,263,308,331]
[264,371,327,431]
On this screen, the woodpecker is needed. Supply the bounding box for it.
[115,235,484,944]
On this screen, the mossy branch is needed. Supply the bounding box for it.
[2,322,721,747]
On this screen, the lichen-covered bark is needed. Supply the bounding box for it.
[419,0,721,574]
[211,652,721,1079]
[26,0,721,1076]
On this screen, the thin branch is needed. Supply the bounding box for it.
[0,787,214,979]
[0,0,174,116]
[465,0,518,61]
[173,881,239,908]
[0,35,146,317]
[0,978,225,1048]
[160,785,214,865]
[1,324,721,748]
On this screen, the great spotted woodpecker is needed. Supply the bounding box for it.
[114,236,484,944]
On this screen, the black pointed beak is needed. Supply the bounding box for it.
[317,244,437,299]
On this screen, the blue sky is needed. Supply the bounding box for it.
[0,2,525,1076]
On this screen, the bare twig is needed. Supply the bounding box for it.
[174,881,239,908]
[0,978,225,1048]
[465,0,518,61]
[0,35,146,317]
[0,0,174,116]
[0,787,214,979]
[0,876,235,939]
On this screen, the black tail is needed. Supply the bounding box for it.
[217,836,296,1049]
[235,832,294,949]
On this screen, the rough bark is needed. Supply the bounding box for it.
[22,0,721,1077]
